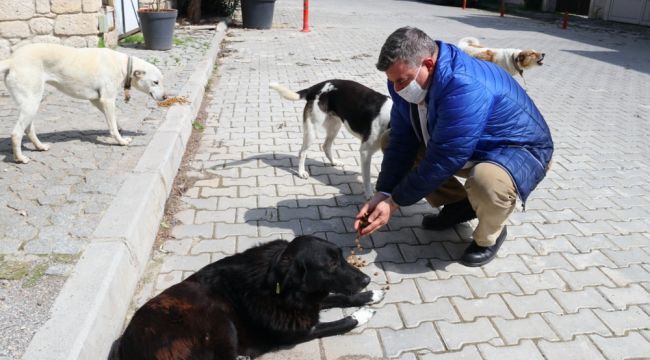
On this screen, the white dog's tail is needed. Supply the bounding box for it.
[458,37,481,48]
[269,82,302,101]
[0,59,10,76]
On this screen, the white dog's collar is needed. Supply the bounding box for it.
[124,56,133,103]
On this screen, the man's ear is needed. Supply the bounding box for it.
[133,70,146,78]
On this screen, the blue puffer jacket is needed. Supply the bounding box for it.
[376,41,554,206]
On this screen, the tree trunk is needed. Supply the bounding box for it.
[187,0,201,24]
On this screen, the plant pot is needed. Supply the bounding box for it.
[241,0,276,29]
[138,8,178,50]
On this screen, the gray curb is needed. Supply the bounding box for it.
[22,22,228,360]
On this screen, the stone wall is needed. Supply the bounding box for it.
[0,0,118,59]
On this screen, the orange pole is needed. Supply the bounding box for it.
[462,0,467,9]
[500,0,505,16]
[562,11,568,29]
[301,0,310,32]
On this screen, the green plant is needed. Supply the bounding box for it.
[210,0,240,16]
[121,33,144,45]
[98,37,106,48]
[192,120,205,131]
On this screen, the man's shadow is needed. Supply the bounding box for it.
[221,153,474,278]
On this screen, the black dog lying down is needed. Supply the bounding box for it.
[109,235,384,360]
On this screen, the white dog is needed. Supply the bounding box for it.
[270,80,392,198]
[458,37,545,77]
[0,43,167,163]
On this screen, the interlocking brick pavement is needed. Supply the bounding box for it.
[124,0,650,358]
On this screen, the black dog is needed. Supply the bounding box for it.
[109,235,383,360]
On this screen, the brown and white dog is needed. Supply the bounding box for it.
[458,37,545,77]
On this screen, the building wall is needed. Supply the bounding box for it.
[0,0,118,59]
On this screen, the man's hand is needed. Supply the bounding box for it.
[354,193,400,236]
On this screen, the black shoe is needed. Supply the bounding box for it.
[459,226,507,267]
[422,198,477,230]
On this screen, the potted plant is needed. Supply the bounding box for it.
[138,0,178,50]
[241,0,276,29]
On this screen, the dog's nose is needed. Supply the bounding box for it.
[360,274,370,287]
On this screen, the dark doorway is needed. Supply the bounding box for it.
[556,0,590,15]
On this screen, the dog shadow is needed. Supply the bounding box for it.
[222,153,474,279]
[0,129,142,163]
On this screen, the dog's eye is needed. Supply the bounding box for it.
[329,260,338,271]
[153,81,159,85]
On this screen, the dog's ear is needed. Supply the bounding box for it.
[280,256,305,292]
[133,70,146,78]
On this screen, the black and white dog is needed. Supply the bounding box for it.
[270,80,392,198]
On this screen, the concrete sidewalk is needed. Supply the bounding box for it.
[0,24,226,359]
[130,0,648,358]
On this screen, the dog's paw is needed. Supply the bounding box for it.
[351,308,375,326]
[14,155,30,164]
[368,290,385,305]
[298,169,309,179]
[36,143,50,151]
[117,137,133,146]
[330,159,344,167]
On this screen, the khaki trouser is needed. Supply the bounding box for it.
[381,130,516,246]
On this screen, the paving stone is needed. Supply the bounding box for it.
[258,220,301,237]
[533,222,583,238]
[418,347,482,360]
[160,254,211,273]
[520,253,574,273]
[399,243,449,262]
[381,279,422,304]
[452,294,513,321]
[606,233,650,250]
[190,239,236,255]
[528,237,578,255]
[382,260,437,283]
[496,238,537,257]
[436,318,500,351]
[481,255,531,276]
[371,228,419,248]
[563,251,616,270]
[399,299,460,327]
[161,239,194,255]
[601,247,650,267]
[537,335,606,360]
[430,260,486,280]
[477,339,544,360]
[565,234,617,253]
[543,309,611,340]
[194,209,237,224]
[555,267,615,290]
[417,277,473,302]
[200,186,238,197]
[492,314,559,345]
[362,303,403,330]
[598,284,650,310]
[593,306,650,336]
[590,332,650,360]
[465,274,523,298]
[379,322,444,357]
[155,271,183,291]
[218,196,257,210]
[258,339,320,360]
[502,291,563,317]
[300,218,346,234]
[322,330,383,359]
[173,209,195,225]
[551,287,614,313]
[600,264,650,286]
[238,208,277,222]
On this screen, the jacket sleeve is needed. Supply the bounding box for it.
[391,74,494,206]
[375,82,419,194]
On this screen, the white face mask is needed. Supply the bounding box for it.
[396,65,428,104]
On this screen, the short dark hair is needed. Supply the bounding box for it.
[376,26,438,71]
